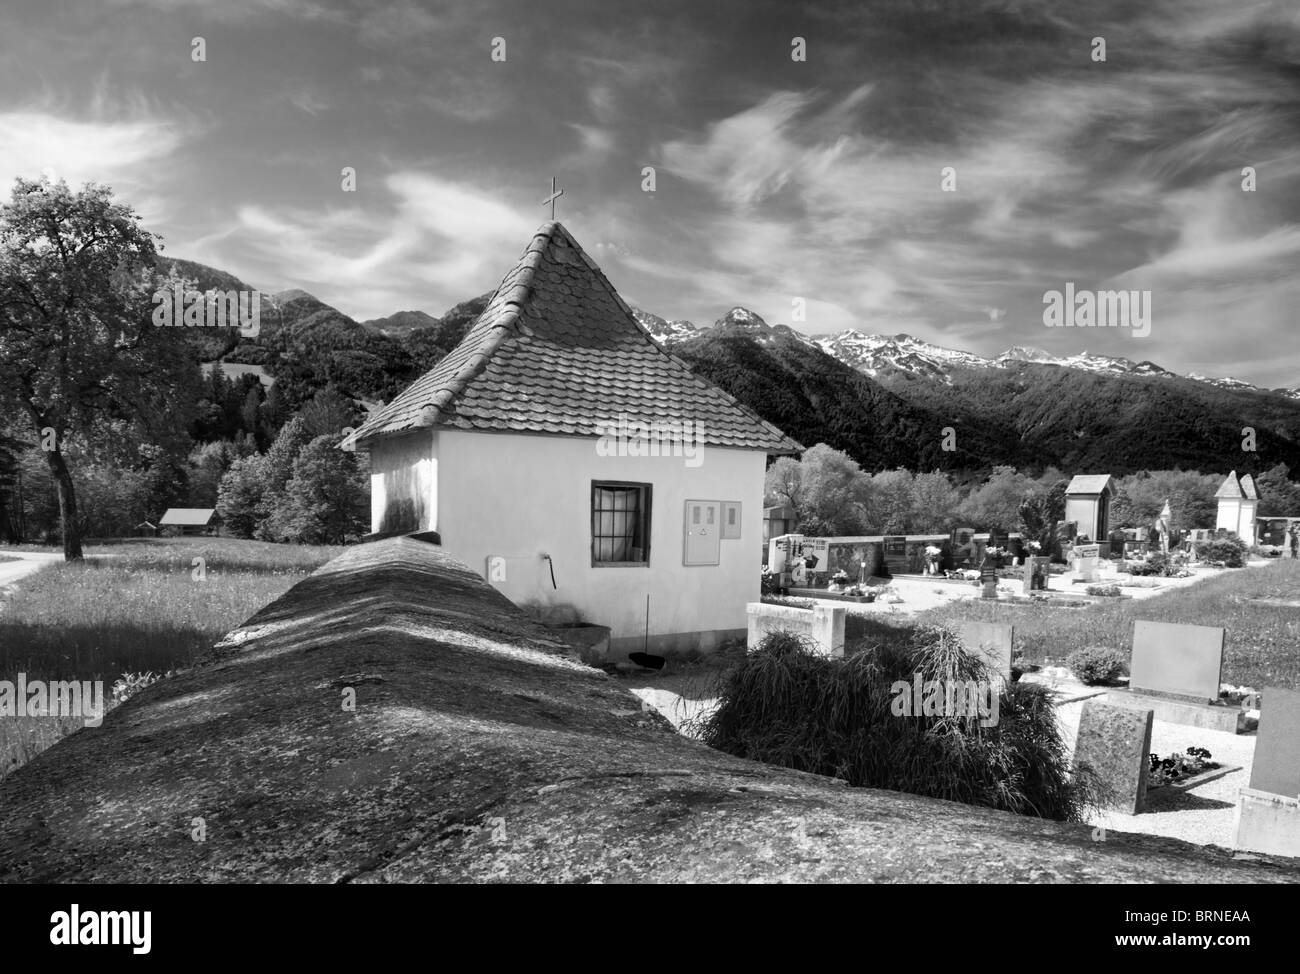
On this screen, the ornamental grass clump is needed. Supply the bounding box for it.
[700,626,1101,821]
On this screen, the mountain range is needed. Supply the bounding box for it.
[167,255,1300,476]
[632,307,1300,399]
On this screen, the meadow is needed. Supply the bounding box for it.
[0,537,340,682]
[0,536,340,779]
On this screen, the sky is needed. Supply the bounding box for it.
[1,0,1298,386]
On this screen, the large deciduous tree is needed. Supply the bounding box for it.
[0,177,193,559]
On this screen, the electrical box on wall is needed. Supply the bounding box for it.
[721,501,742,539]
[683,499,721,565]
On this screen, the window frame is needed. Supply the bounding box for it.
[590,480,652,568]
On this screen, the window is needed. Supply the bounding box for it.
[591,481,651,565]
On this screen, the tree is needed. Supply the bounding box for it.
[216,453,268,539]
[0,429,27,542]
[298,385,361,442]
[865,468,914,533]
[1256,463,1300,518]
[958,466,1036,531]
[764,455,806,525]
[764,444,871,536]
[275,434,368,543]
[1110,470,1219,532]
[188,439,239,507]
[909,470,962,533]
[0,177,192,559]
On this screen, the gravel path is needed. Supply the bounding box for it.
[1049,690,1255,849]
[0,551,62,607]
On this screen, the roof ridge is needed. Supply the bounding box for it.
[343,226,557,446]
[415,228,551,427]
[550,223,800,451]
[347,221,802,455]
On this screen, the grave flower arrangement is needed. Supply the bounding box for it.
[1147,747,1217,788]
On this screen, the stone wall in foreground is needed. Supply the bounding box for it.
[1,536,1297,883]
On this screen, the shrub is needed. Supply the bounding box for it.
[1085,584,1121,597]
[699,626,1101,821]
[1066,645,1127,685]
[1197,535,1248,568]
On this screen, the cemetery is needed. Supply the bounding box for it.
[665,514,1300,856]
[6,535,1298,882]
[3,205,1299,880]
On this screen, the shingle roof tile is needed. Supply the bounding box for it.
[346,222,802,454]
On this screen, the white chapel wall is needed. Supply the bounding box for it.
[434,429,765,650]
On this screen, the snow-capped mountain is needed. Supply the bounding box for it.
[813,331,994,380]
[1187,372,1262,393]
[630,308,699,345]
[632,305,1291,399]
[709,306,810,345]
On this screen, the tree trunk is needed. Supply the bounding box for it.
[44,448,83,561]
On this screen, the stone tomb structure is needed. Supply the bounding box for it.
[1215,471,1260,542]
[1235,687,1300,857]
[1073,700,1155,814]
[746,601,846,658]
[1064,474,1115,549]
[1105,621,1239,733]
[959,621,1014,682]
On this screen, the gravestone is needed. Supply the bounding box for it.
[1073,542,1100,582]
[1022,555,1048,592]
[882,535,908,576]
[746,602,845,658]
[1107,528,1127,559]
[1236,687,1300,856]
[1073,700,1154,814]
[951,527,975,567]
[1249,687,1300,798]
[960,622,1013,682]
[978,561,998,599]
[986,527,1006,559]
[1128,621,1224,702]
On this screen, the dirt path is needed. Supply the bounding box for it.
[0,551,62,604]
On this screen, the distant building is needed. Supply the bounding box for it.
[159,508,217,536]
[1215,471,1259,540]
[344,221,801,657]
[1064,474,1115,546]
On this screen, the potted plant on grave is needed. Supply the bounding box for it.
[829,569,851,592]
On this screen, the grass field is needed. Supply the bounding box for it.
[0,537,340,683]
[908,559,1300,690]
[0,537,341,780]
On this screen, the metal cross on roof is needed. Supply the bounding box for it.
[542,177,564,220]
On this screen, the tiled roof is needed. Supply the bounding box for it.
[1239,473,1258,500]
[1215,472,1243,499]
[345,222,802,455]
[160,508,216,526]
[1065,474,1113,495]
